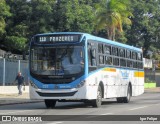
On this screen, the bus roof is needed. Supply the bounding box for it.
[35,32,142,52]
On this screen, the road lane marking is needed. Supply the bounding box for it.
[129,106,148,111]
[0,110,35,115]
[100,113,114,115]
[85,113,114,119]
[154,103,160,106]
[46,122,63,124]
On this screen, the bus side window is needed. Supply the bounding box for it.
[98,44,103,53]
[127,60,133,68]
[119,48,125,57]
[105,56,112,65]
[126,50,131,59]
[99,55,104,65]
[112,47,118,56]
[90,48,97,66]
[137,53,142,61]
[120,59,126,67]
[132,52,137,60]
[113,58,119,66]
[104,45,111,55]
[133,61,137,68]
[138,62,143,69]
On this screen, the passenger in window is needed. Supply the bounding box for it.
[62,48,84,74]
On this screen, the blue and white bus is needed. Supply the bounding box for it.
[29,32,144,108]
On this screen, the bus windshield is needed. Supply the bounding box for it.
[30,46,84,76]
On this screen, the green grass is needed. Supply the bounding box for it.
[144,83,156,88]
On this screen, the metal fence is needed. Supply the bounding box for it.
[0,58,29,86]
[0,57,160,86]
[144,68,156,82]
[144,69,160,87]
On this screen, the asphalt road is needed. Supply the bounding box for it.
[0,92,160,124]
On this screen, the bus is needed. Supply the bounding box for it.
[29,32,144,108]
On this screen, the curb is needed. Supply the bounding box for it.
[144,88,160,93]
[144,91,160,93]
[0,100,43,106]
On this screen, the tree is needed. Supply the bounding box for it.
[50,0,95,33]
[65,0,95,33]
[126,0,160,58]
[5,0,31,53]
[0,0,11,47]
[29,0,55,34]
[4,0,94,54]
[95,0,132,40]
[5,0,56,53]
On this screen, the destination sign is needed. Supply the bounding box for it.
[35,34,81,43]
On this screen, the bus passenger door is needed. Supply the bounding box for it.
[87,41,98,72]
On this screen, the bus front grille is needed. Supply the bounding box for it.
[39,78,73,84]
[36,91,77,97]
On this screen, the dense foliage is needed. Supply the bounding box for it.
[95,0,132,41]
[0,0,160,59]
[126,0,160,58]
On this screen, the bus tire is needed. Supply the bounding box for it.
[123,85,131,103]
[92,85,102,108]
[45,99,56,108]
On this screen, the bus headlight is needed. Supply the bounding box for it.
[76,80,86,88]
[30,80,38,89]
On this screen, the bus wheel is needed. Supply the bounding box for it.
[123,85,131,103]
[44,99,56,108]
[92,86,102,107]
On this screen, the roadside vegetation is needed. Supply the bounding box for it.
[0,0,160,59]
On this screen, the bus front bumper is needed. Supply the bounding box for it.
[29,86,90,100]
